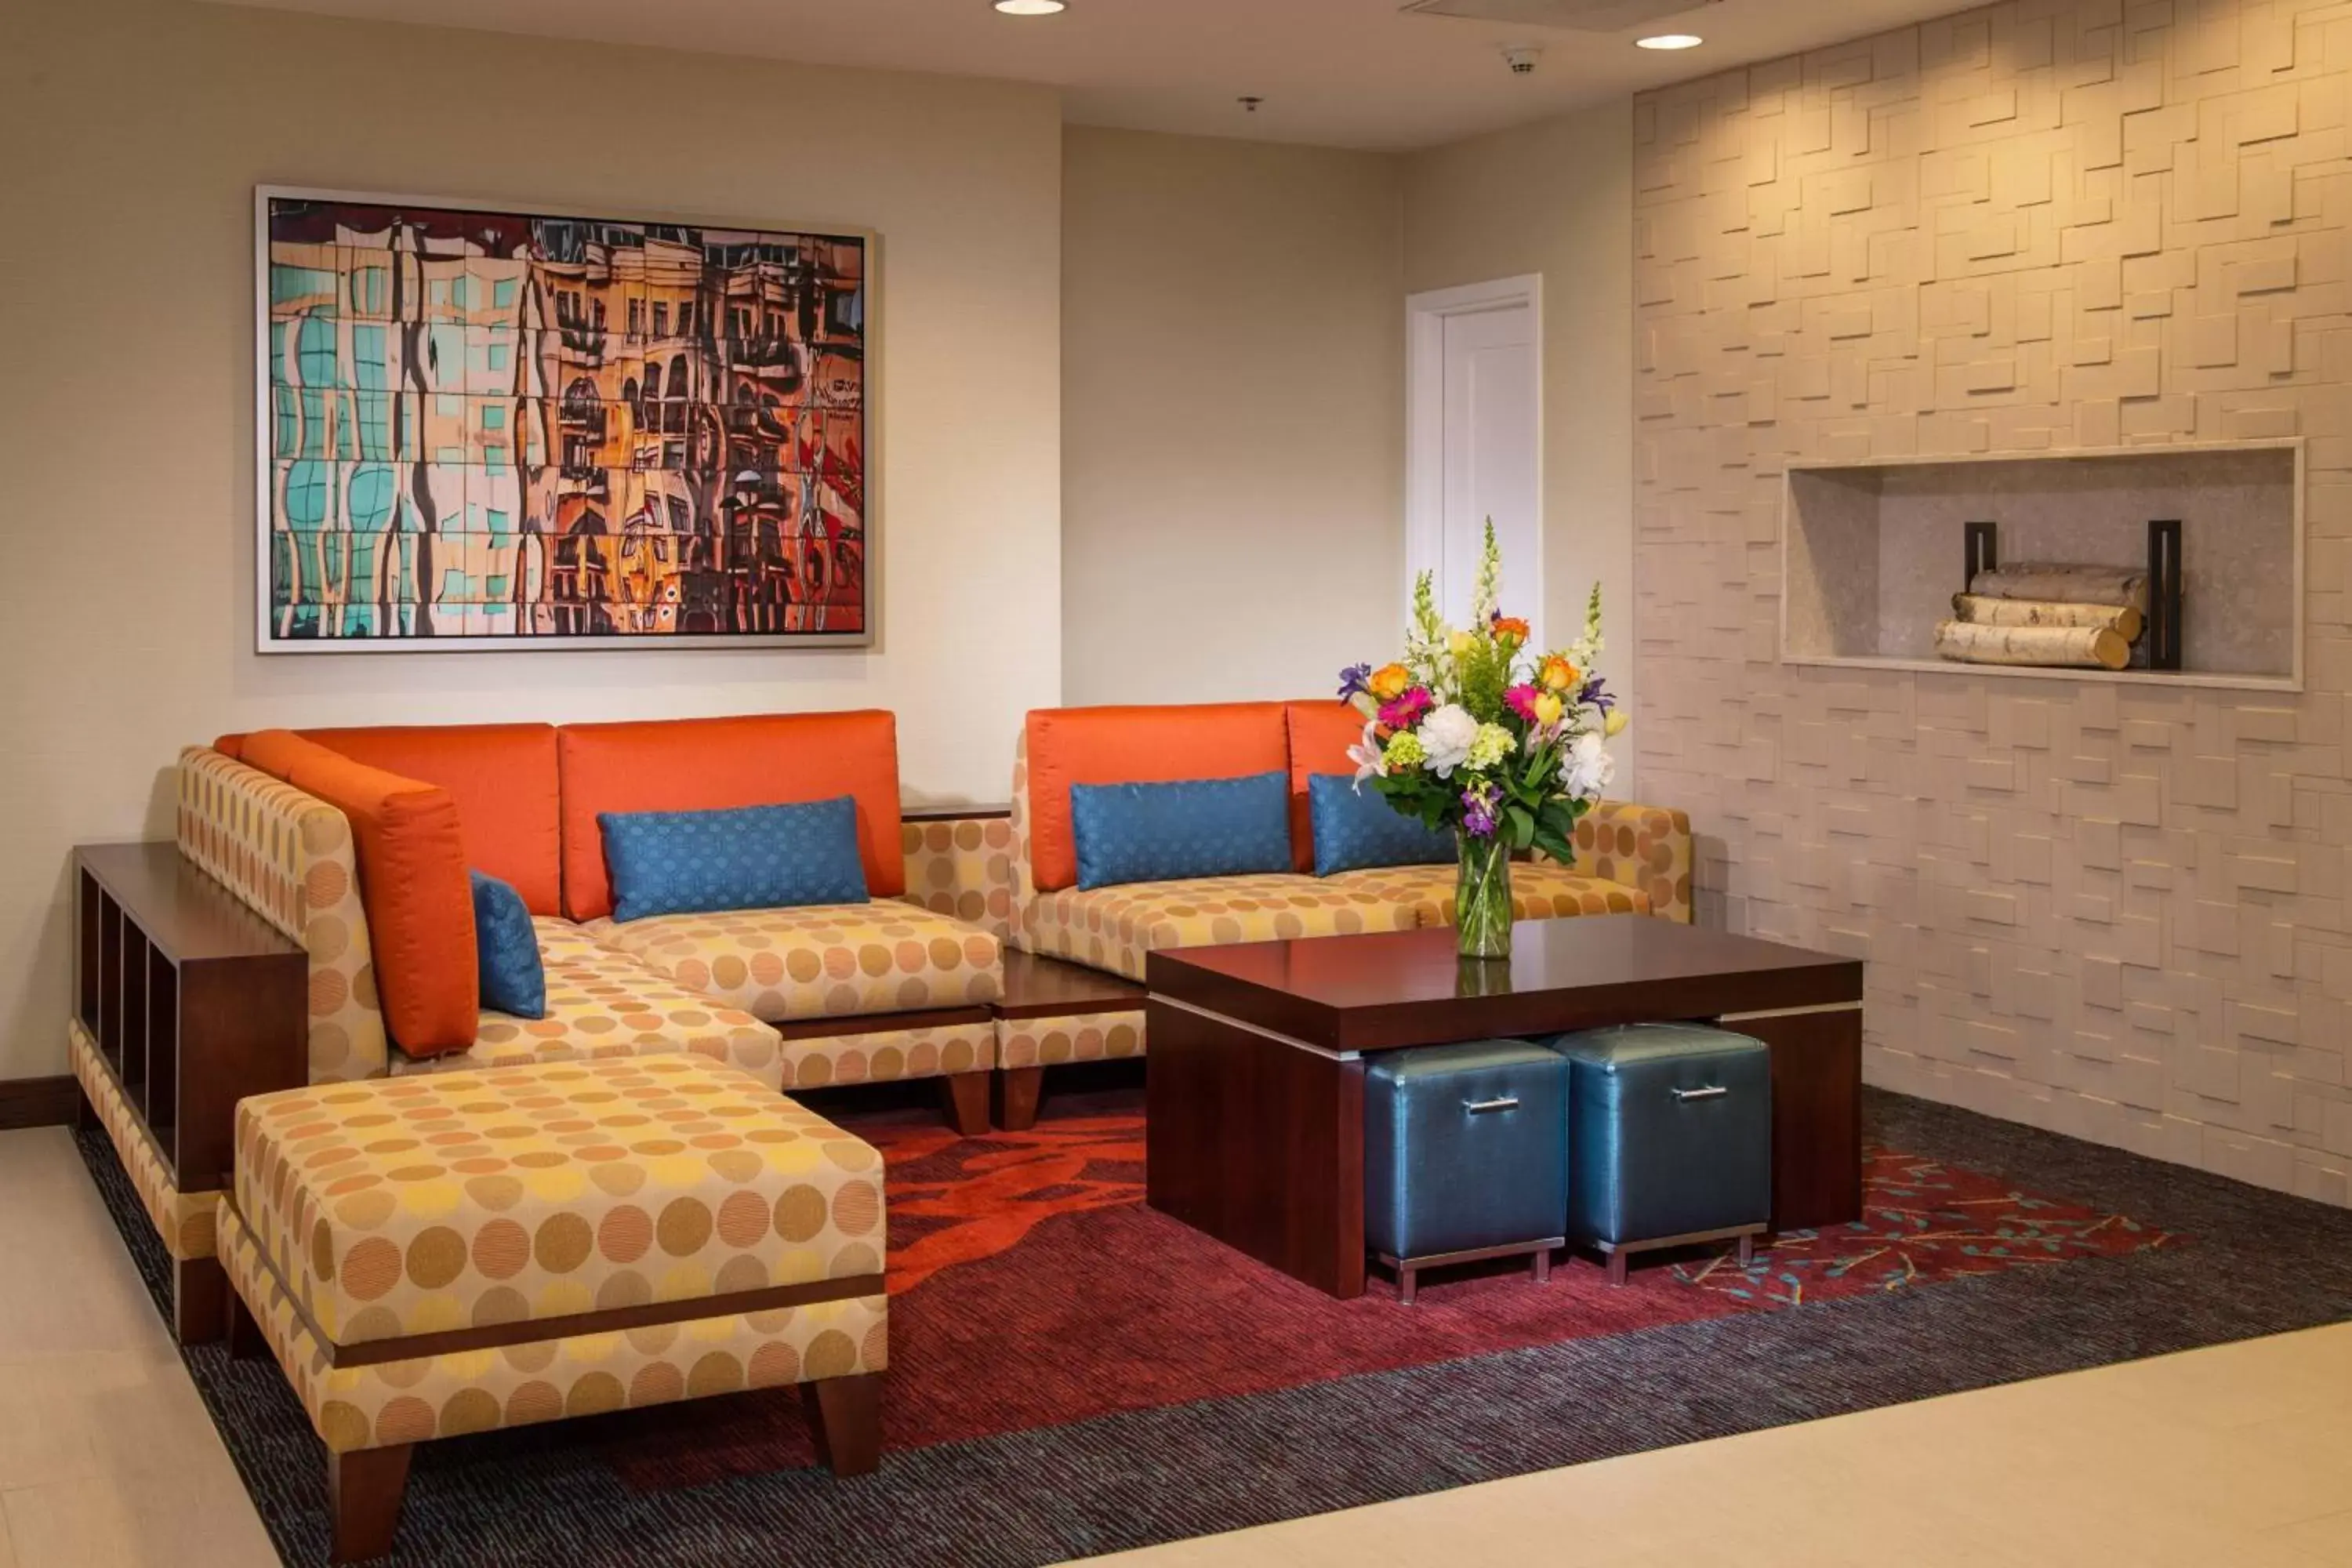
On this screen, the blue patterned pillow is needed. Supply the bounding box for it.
[599,798,869,922]
[1070,772,1292,891]
[470,870,546,1019]
[1308,772,1454,876]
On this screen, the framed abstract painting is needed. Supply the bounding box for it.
[255,186,872,651]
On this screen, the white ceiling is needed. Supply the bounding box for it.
[218,0,1980,151]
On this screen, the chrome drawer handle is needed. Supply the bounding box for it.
[1671,1085,1729,1102]
[1464,1096,1521,1114]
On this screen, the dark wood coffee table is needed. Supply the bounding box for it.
[1145,918,1864,1299]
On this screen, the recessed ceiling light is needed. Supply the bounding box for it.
[1636,34,1704,49]
[993,0,1065,13]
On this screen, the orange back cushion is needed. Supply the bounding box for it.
[299,724,563,917]
[1285,701,1373,873]
[237,730,478,1057]
[557,712,905,921]
[1023,703,1291,893]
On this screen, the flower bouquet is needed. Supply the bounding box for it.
[1338,521,1626,960]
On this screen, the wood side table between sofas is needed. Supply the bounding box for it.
[1145,919,1864,1300]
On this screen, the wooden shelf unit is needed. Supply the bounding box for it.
[73,841,307,1341]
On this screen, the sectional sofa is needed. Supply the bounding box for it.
[71,701,1691,1323]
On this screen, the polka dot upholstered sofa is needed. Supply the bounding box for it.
[988,700,1692,1112]
[75,713,1018,1323]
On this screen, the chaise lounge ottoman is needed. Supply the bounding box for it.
[217,1056,890,1563]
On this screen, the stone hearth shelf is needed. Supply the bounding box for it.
[1779,438,2304,693]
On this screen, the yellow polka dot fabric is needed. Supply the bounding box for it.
[176,747,388,1084]
[233,1058,885,1348]
[218,1199,884,1457]
[900,816,1017,944]
[773,1019,996,1092]
[71,1021,219,1262]
[1019,873,1425,982]
[400,918,784,1079]
[1573,802,1695,924]
[592,902,1004,1023]
[994,1010,1145,1070]
[1329,863,1655,925]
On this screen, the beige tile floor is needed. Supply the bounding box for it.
[5,1122,2348,1568]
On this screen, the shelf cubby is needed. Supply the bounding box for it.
[1780,439,2303,691]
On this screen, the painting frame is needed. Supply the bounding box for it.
[252,183,877,654]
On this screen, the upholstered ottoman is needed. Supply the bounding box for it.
[217,1057,890,1563]
[1365,1040,1569,1304]
[1548,1023,1770,1284]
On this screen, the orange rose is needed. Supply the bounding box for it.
[1538,654,1579,692]
[1490,615,1531,643]
[1367,662,1412,702]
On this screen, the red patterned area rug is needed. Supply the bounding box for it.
[601,1086,2177,1491]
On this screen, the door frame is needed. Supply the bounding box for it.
[1404,274,1544,629]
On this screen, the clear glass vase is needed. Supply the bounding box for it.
[1454,830,1515,960]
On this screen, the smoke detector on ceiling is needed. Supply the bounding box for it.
[1401,0,1715,31]
[1501,43,1542,74]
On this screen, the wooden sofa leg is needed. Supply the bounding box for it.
[173,1255,227,1346]
[939,1070,991,1137]
[801,1373,884,1477]
[992,1066,1044,1132]
[225,1276,267,1361]
[328,1443,412,1563]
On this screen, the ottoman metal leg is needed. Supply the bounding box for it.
[328,1443,412,1564]
[803,1372,884,1476]
[1380,1239,1565,1305]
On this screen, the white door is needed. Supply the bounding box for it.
[1409,279,1541,648]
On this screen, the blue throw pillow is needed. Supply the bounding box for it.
[599,797,869,922]
[470,870,546,1019]
[1308,772,1454,876]
[1069,772,1292,891]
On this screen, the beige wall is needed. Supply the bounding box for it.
[1633,0,2352,1204]
[1403,103,1638,786]
[1061,128,1406,706]
[0,0,1063,1078]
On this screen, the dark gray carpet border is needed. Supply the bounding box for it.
[76,1088,2352,1568]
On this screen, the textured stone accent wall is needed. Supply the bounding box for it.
[1632,0,2352,1205]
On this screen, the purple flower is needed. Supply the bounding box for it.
[1578,677,1616,715]
[1379,687,1434,732]
[1461,782,1500,838]
[1337,662,1373,702]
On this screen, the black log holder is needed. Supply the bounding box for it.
[1958,519,2184,672]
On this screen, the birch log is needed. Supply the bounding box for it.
[1934,619,2130,670]
[1951,593,2145,642]
[1968,564,2148,612]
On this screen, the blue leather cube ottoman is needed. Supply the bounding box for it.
[1548,1023,1771,1285]
[1365,1040,1568,1304]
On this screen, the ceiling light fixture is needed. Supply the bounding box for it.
[1635,33,1704,49]
[993,0,1065,14]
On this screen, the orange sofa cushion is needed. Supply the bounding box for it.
[235,730,478,1057]
[298,724,563,917]
[1285,701,1373,874]
[1023,703,1290,894]
[557,713,906,921]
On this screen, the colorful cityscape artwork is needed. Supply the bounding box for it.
[258,189,869,648]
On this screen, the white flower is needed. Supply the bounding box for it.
[1563,730,1616,800]
[1417,703,1482,778]
[1347,720,1387,782]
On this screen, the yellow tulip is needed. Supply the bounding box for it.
[1449,630,1475,657]
[1605,708,1630,737]
[1533,692,1564,727]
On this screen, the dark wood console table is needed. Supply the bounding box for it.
[73,843,308,1341]
[1145,919,1864,1300]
